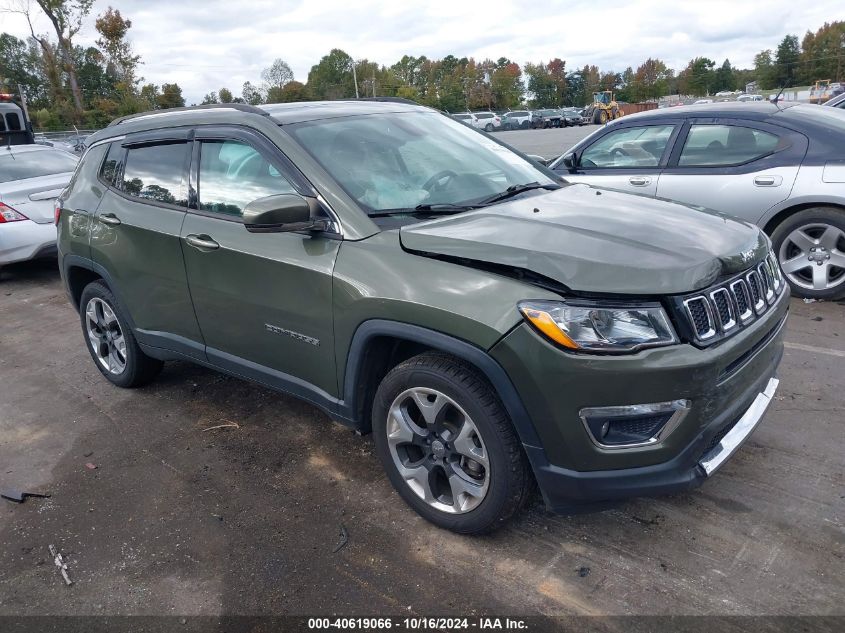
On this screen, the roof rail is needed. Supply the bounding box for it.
[355,97,422,106]
[107,103,269,127]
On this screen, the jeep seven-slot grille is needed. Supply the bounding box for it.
[678,254,784,346]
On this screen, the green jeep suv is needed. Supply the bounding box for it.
[57,100,788,533]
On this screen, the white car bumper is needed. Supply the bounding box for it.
[0,220,58,265]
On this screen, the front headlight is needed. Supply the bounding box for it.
[518,300,678,353]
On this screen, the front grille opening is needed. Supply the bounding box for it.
[731,281,750,317]
[686,297,713,338]
[712,289,733,328]
[747,272,763,309]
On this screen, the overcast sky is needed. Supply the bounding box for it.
[2,0,844,104]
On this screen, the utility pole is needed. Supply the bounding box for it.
[352,63,359,99]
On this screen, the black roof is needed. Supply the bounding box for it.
[626,102,797,122]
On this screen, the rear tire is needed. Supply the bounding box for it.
[771,207,845,300]
[372,352,533,534]
[79,281,163,388]
[485,123,493,132]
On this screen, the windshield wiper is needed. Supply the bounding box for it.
[369,203,478,218]
[475,182,560,207]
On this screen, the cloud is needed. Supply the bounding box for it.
[3,0,843,104]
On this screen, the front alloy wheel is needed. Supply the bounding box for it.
[372,352,533,533]
[386,387,489,514]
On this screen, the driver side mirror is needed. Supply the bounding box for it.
[243,194,328,234]
[561,152,577,170]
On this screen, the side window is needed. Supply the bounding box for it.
[5,113,22,131]
[99,142,124,186]
[197,140,296,217]
[678,125,780,167]
[580,125,675,168]
[121,142,188,206]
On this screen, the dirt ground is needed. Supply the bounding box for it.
[0,258,843,620]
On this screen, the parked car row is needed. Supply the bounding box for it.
[453,108,588,131]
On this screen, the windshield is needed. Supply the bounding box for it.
[0,148,78,183]
[286,111,555,214]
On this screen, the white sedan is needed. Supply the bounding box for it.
[1,144,79,266]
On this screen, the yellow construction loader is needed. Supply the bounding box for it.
[583,91,624,124]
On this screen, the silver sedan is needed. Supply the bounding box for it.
[551,102,845,300]
[1,144,79,266]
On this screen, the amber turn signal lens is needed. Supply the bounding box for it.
[519,307,580,349]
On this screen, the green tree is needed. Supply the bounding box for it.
[774,35,800,87]
[241,80,264,105]
[754,50,777,90]
[218,87,233,103]
[524,58,566,107]
[94,7,139,88]
[799,21,845,83]
[266,80,308,103]
[678,57,715,95]
[157,83,184,109]
[713,59,735,92]
[200,91,219,105]
[632,58,671,100]
[307,48,354,100]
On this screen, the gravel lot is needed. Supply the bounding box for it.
[0,129,843,619]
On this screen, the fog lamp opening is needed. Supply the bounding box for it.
[579,400,691,449]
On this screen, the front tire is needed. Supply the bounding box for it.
[771,207,845,300]
[79,281,163,387]
[372,352,533,534]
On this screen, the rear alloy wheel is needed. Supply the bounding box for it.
[772,208,845,300]
[79,281,163,387]
[372,352,532,533]
[485,123,493,132]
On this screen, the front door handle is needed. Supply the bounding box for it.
[99,213,121,226]
[628,177,651,186]
[753,175,782,186]
[185,234,220,250]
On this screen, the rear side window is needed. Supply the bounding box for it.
[99,142,124,186]
[678,125,780,167]
[197,140,296,218]
[121,142,188,206]
[476,113,493,119]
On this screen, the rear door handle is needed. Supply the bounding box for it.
[753,175,782,186]
[628,177,651,186]
[185,234,220,250]
[99,213,121,226]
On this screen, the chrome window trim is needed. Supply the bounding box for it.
[710,287,737,331]
[683,296,717,340]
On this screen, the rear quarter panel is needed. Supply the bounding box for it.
[58,144,109,266]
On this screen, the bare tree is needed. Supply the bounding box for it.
[5,0,93,114]
[261,58,294,90]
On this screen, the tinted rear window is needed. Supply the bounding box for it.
[121,142,188,206]
[476,113,493,119]
[0,149,78,183]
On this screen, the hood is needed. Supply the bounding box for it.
[399,184,768,295]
